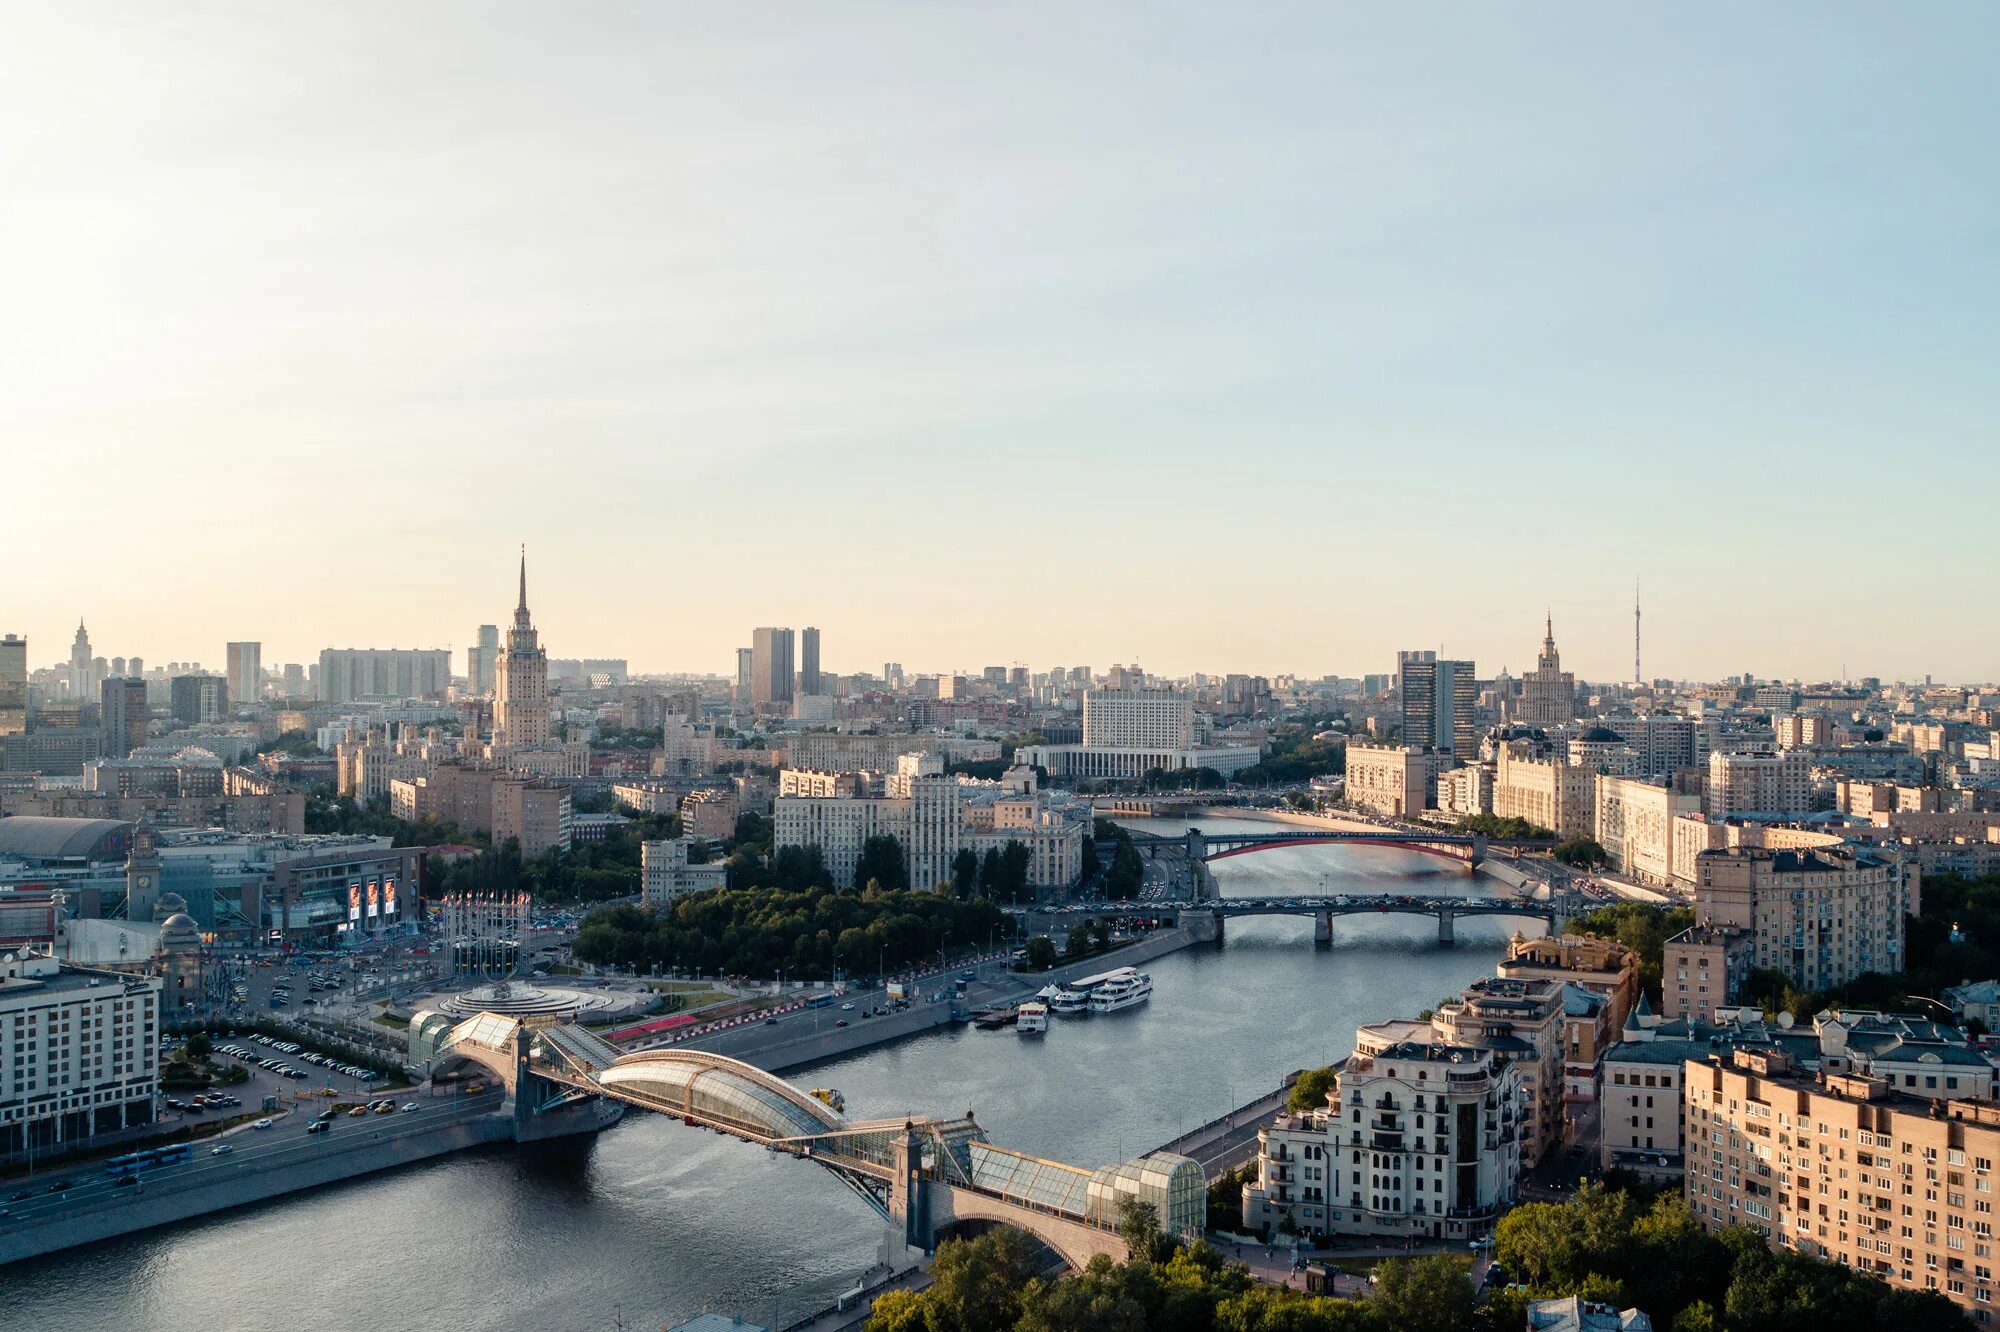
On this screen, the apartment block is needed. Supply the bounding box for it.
[1593,775,1700,886]
[1242,1023,1522,1243]
[1432,976,1567,1164]
[1685,1049,2000,1323]
[1494,742,1595,839]
[1707,749,1814,817]
[1345,743,1434,818]
[640,837,728,910]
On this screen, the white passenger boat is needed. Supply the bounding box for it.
[1015,1001,1049,1035]
[1086,968,1152,1014]
[1048,986,1091,1015]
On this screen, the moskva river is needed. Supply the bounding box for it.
[1,817,1538,1331]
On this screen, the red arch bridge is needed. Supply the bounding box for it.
[1122,827,1558,870]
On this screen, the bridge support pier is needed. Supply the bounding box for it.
[1314,912,1332,948]
[1437,910,1455,948]
[893,1123,929,1252]
[1469,832,1486,871]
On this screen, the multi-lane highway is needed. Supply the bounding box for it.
[0,1086,504,1234]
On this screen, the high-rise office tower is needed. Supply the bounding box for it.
[883,662,904,691]
[468,623,500,696]
[492,551,551,750]
[735,647,755,703]
[800,627,821,696]
[226,642,262,705]
[170,675,229,725]
[281,663,306,697]
[99,676,149,757]
[0,634,25,737]
[1397,650,1479,759]
[751,627,794,707]
[128,656,143,678]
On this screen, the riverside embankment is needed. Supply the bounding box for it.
[1,825,1525,1332]
[0,1089,609,1268]
[683,925,1203,1074]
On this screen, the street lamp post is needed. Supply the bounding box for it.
[1905,994,1955,1019]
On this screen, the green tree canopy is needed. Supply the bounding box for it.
[1287,1066,1338,1114]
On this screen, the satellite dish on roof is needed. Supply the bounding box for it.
[1777,1012,1795,1029]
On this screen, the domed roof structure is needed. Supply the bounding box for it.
[0,816,133,862]
[159,913,201,951]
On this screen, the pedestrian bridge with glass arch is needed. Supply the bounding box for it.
[422,1009,1202,1268]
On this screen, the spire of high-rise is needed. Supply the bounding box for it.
[517,545,528,614]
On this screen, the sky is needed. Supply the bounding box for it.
[4,3,1996,685]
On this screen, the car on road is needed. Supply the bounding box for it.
[835,1020,849,1028]
[307,1121,329,1135]
[7,1190,31,1203]
[402,1103,419,1112]
[347,1106,368,1117]
[210,1144,233,1156]
[252,1118,273,1130]
[764,1016,778,1025]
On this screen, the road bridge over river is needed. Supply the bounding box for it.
[1014,887,1575,946]
[429,1012,1205,1271]
[1107,825,1559,899]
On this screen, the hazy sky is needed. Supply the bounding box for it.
[5,4,1996,684]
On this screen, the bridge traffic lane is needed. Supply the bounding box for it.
[0,1089,503,1233]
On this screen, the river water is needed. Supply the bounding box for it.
[0,816,1539,1332]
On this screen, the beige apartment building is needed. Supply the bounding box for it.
[1707,749,1814,817]
[1594,775,1700,887]
[1346,743,1432,817]
[1494,743,1595,838]
[390,763,571,857]
[1242,1023,1523,1243]
[1702,845,1911,990]
[1433,976,1567,1164]
[491,779,570,858]
[1500,934,1642,1031]
[1685,1048,2000,1323]
[679,786,745,841]
[1499,934,1642,1096]
[1437,764,1494,817]
[1838,781,1941,818]
[1662,845,1914,1021]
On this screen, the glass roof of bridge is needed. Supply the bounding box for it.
[967,1143,1093,1217]
[598,1054,842,1141]
[447,1012,521,1052]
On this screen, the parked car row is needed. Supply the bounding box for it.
[213,1034,380,1082]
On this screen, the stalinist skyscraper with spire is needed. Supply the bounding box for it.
[1518,613,1577,727]
[491,550,551,751]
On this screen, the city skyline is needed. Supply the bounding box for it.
[0,584,1983,688]
[5,5,1996,681]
